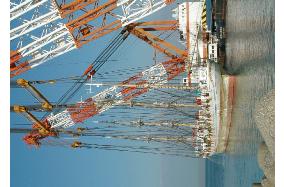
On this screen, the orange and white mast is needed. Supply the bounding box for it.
[10,0,50,21]
[23,57,186,145]
[10,0,74,77]
[47,58,185,128]
[10,0,175,77]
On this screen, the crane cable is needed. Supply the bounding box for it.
[39,30,130,118]
[56,31,129,104]
[40,22,179,118]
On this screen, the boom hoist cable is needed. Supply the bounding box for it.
[11,126,197,157]
[10,0,175,77]
[17,20,191,146]
[16,78,53,110]
[53,20,183,111]
[11,65,156,88]
[21,57,186,146]
[38,20,180,117]
[41,29,130,116]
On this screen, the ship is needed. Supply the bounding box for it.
[10,0,234,158]
[172,0,236,157]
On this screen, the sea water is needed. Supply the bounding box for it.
[206,0,274,186]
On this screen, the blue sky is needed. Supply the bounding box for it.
[11,2,205,187]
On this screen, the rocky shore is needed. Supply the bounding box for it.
[252,90,275,187]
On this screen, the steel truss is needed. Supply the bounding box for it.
[11,23,76,77]
[63,0,173,47]
[45,58,185,129]
[11,0,61,41]
[11,0,174,77]
[11,0,49,21]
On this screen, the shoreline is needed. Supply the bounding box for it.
[253,90,275,186]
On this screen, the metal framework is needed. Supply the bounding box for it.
[16,79,53,110]
[11,19,184,78]
[49,58,185,127]
[56,0,173,24]
[10,0,174,77]
[23,57,186,145]
[10,22,76,77]
[10,0,71,77]
[126,20,187,58]
[62,0,174,47]
[55,0,101,19]
[11,0,49,21]
[10,0,61,41]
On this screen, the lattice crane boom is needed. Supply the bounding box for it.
[10,0,74,77]
[11,0,175,77]
[53,0,100,19]
[10,0,49,21]
[10,0,61,41]
[126,20,187,58]
[23,57,186,145]
[10,23,76,77]
[63,0,174,47]
[47,58,185,128]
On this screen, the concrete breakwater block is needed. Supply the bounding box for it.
[254,90,275,157]
[257,142,275,185]
[252,183,262,187]
[252,177,274,187]
[261,177,274,187]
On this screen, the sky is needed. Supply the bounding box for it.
[11,1,205,187]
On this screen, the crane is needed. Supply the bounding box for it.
[12,2,202,146]
[19,56,186,146]
[12,75,201,134]
[10,0,175,77]
[34,19,187,117]
[14,15,199,146]
[12,75,200,130]
[11,17,191,125]
[12,100,200,112]
[11,125,199,158]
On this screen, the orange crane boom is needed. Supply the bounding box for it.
[22,57,186,146]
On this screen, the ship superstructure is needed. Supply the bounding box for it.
[171,1,235,157]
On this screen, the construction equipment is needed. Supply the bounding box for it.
[16,79,53,110]
[40,19,187,116]
[13,105,58,146]
[10,0,175,77]
[20,56,187,146]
